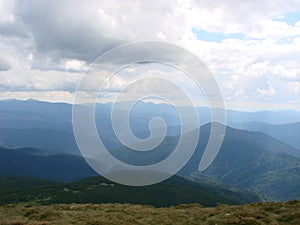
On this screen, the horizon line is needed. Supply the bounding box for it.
[1,97,300,113]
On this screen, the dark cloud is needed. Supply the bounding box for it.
[0,57,11,71]
[0,20,29,38]
[0,0,189,71]
[16,0,124,63]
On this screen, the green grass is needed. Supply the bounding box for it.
[0,200,299,225]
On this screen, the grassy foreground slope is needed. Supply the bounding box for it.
[0,201,299,225]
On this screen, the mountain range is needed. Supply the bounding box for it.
[0,99,299,203]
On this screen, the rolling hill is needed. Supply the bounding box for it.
[0,147,97,182]
[0,128,79,154]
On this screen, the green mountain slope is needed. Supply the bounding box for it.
[182,123,300,201]
[0,176,258,207]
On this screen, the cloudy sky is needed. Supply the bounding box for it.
[0,0,300,111]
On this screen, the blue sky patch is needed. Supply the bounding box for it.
[274,11,300,26]
[192,28,245,42]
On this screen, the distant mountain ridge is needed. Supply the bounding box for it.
[232,121,300,150]
[1,99,300,130]
[1,98,300,156]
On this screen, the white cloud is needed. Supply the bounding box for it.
[292,82,300,94]
[0,90,75,103]
[190,0,300,34]
[0,0,15,24]
[64,60,87,73]
[256,82,276,96]
[248,20,300,40]
[0,68,82,92]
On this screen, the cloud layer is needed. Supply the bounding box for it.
[0,0,299,110]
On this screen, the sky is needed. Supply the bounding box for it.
[0,0,300,111]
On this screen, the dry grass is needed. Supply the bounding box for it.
[0,200,299,225]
